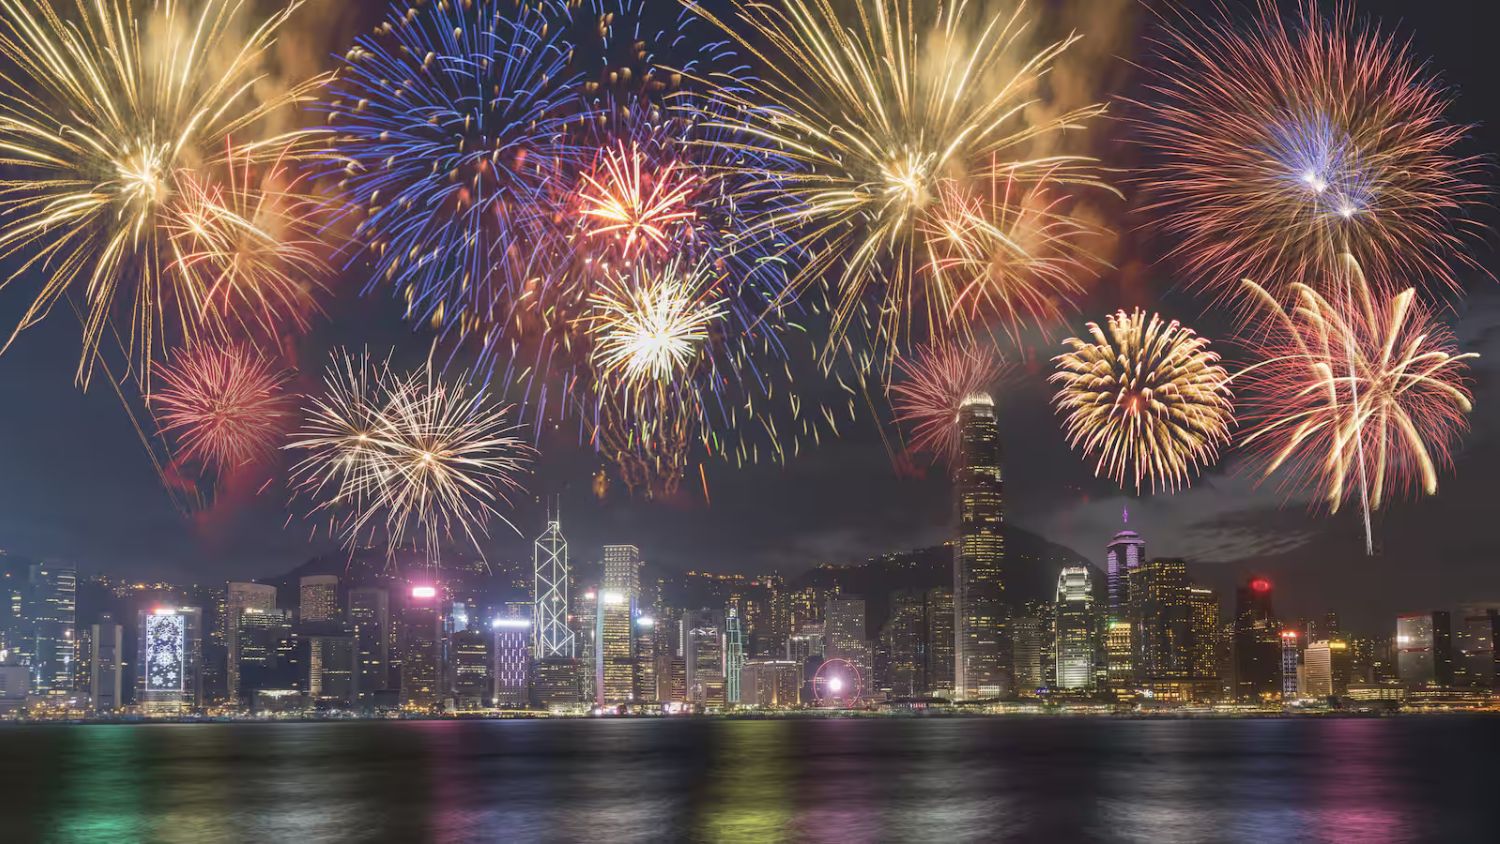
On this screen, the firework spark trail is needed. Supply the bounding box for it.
[1236,259,1476,540]
[890,341,1011,467]
[151,343,295,473]
[1051,310,1235,495]
[680,0,1115,361]
[0,0,326,385]
[287,351,535,564]
[577,140,700,258]
[1136,0,1487,304]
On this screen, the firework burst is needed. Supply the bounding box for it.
[890,341,1010,466]
[1051,310,1235,494]
[1136,0,1487,301]
[288,351,535,562]
[682,0,1115,358]
[319,0,585,348]
[587,258,728,396]
[1237,259,1476,532]
[151,344,295,473]
[0,0,325,385]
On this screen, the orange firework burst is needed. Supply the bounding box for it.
[1051,310,1235,494]
[890,341,1011,466]
[151,344,295,472]
[1136,0,1487,302]
[577,141,699,259]
[1237,258,1476,522]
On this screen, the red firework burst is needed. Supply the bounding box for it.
[1136,0,1487,303]
[890,341,1011,466]
[151,344,294,472]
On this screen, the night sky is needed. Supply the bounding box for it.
[1,1,1496,632]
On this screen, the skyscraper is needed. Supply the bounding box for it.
[89,613,123,714]
[1054,567,1095,690]
[596,588,634,706]
[347,586,390,704]
[603,545,642,599]
[299,575,340,624]
[924,587,955,696]
[25,560,76,697]
[882,590,926,697]
[684,609,725,709]
[137,606,203,716]
[1234,577,1281,703]
[725,607,745,705]
[824,597,870,693]
[954,393,1007,699]
[1303,639,1351,698]
[400,585,442,710]
[533,518,573,659]
[226,582,277,701]
[1397,611,1455,688]
[1105,509,1145,620]
[491,617,532,706]
[1187,587,1221,684]
[307,634,355,706]
[633,615,658,702]
[451,628,491,710]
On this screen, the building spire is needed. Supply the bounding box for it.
[1122,506,1129,526]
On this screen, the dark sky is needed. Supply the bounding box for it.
[1,1,1497,632]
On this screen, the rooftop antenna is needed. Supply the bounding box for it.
[1122,506,1129,526]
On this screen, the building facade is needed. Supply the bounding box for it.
[954,394,1008,699]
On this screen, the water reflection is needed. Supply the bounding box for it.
[3,717,1495,843]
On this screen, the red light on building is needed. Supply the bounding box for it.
[1251,578,1271,593]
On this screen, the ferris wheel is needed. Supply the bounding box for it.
[812,657,862,707]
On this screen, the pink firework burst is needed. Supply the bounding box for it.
[1136,0,1487,303]
[890,341,1011,466]
[151,344,295,472]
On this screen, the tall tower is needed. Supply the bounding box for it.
[954,393,1007,699]
[1054,567,1095,690]
[533,513,573,659]
[1105,509,1145,620]
[602,545,642,599]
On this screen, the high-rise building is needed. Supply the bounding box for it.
[235,607,292,699]
[1131,559,1193,685]
[531,657,582,708]
[882,590,927,697]
[88,613,123,714]
[824,597,870,692]
[786,624,825,665]
[25,560,76,697]
[1280,630,1302,699]
[954,393,1007,699]
[739,659,802,707]
[1233,577,1281,703]
[1011,614,1044,693]
[137,606,203,716]
[347,586,390,703]
[307,634,355,706]
[1454,603,1500,688]
[1105,509,1145,620]
[533,518,573,659]
[684,609,725,709]
[1187,587,1220,684]
[924,587,955,696]
[1054,567,1095,691]
[596,588,634,706]
[575,589,598,704]
[299,575,340,624]
[491,617,532,706]
[725,607,746,705]
[1397,611,1455,688]
[400,585,443,710]
[602,545,642,599]
[634,615,658,702]
[1105,620,1135,694]
[226,582,277,702]
[451,628,491,710]
[1302,639,1351,698]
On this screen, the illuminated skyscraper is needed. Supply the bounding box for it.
[137,606,203,716]
[347,586,390,703]
[25,560,76,697]
[1397,611,1455,688]
[824,598,870,693]
[1281,629,1302,699]
[533,517,573,659]
[633,615,658,702]
[1054,567,1094,690]
[954,393,1007,699]
[226,582,276,702]
[576,588,598,704]
[491,617,532,706]
[451,628,491,710]
[400,586,442,710]
[1130,559,1193,687]
[299,575,340,624]
[1104,509,1145,620]
[1187,587,1221,683]
[882,590,926,697]
[1011,614,1044,693]
[1303,639,1351,698]
[1234,577,1281,703]
[924,587,955,696]
[307,634,355,706]
[739,659,802,707]
[684,609,726,709]
[603,545,642,599]
[88,613,123,714]
[725,607,746,704]
[1454,603,1500,688]
[596,589,634,706]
